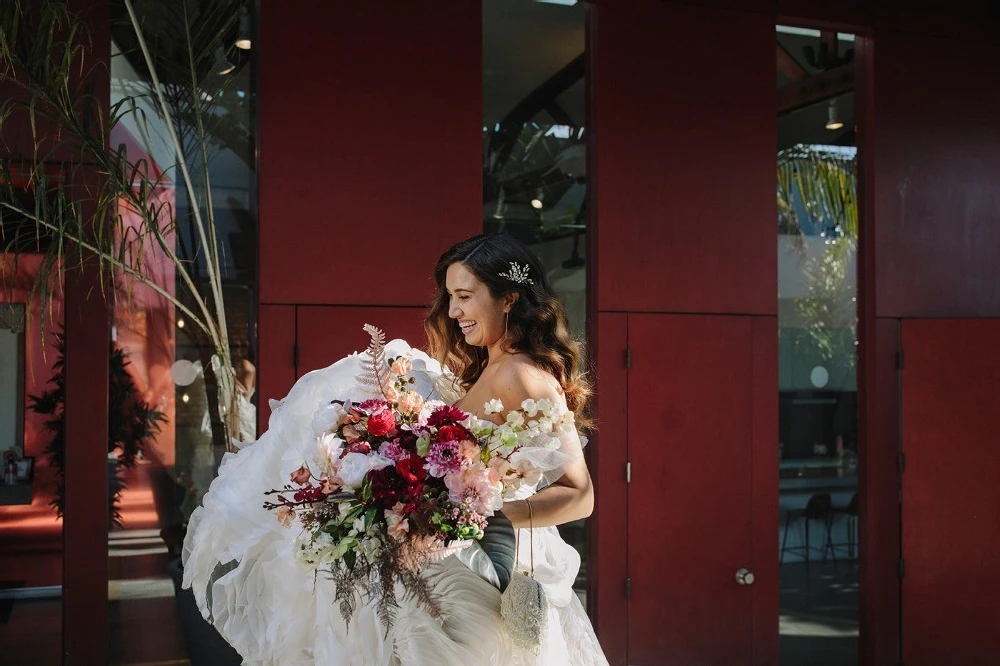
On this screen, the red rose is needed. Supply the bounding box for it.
[366,409,397,437]
[395,455,426,486]
[437,424,470,443]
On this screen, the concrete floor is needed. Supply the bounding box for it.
[780,559,859,666]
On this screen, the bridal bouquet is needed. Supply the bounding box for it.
[263,325,575,625]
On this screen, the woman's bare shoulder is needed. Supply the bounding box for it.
[487,355,564,407]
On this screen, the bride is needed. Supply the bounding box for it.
[182,234,610,665]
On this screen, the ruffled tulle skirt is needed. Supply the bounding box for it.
[182,342,609,666]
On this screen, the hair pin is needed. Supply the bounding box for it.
[499,261,534,285]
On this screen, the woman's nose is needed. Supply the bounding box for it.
[448,303,461,318]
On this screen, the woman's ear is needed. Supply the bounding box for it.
[504,292,520,311]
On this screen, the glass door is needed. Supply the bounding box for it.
[776,25,860,666]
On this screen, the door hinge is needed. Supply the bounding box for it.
[898,452,906,473]
[898,559,905,578]
[626,461,631,483]
[625,347,632,369]
[293,344,299,368]
[896,349,904,370]
[625,577,632,599]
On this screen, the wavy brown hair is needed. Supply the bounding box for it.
[424,234,591,420]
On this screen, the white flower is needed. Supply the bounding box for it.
[317,432,345,464]
[505,411,525,428]
[535,398,555,418]
[520,398,538,416]
[484,398,504,415]
[537,416,554,433]
[339,452,393,490]
[311,402,346,436]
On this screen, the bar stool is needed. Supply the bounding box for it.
[780,492,836,565]
[829,492,859,560]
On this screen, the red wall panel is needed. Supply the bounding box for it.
[750,316,779,665]
[591,313,629,666]
[257,305,295,433]
[625,313,759,665]
[777,0,871,28]
[591,1,776,316]
[858,318,902,666]
[900,319,1000,664]
[874,30,1000,317]
[295,306,428,381]
[258,1,482,307]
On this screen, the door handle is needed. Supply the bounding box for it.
[735,568,755,585]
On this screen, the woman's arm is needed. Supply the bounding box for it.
[491,360,595,529]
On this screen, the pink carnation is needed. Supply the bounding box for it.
[425,439,462,477]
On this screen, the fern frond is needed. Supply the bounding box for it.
[356,323,390,397]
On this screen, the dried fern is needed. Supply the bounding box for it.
[356,323,390,397]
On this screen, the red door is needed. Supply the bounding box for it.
[900,319,1000,665]
[626,313,777,665]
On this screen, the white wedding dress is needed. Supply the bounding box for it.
[182,341,610,666]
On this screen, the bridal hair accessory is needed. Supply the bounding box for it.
[499,261,534,285]
[500,498,548,652]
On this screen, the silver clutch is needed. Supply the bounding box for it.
[499,498,548,652]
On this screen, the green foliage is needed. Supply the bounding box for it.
[28,328,167,526]
[0,0,249,451]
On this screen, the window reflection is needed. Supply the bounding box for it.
[776,25,859,666]
[483,0,588,592]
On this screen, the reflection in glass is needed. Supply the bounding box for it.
[107,0,257,662]
[483,0,589,593]
[776,25,859,666]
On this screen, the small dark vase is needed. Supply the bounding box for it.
[167,558,242,666]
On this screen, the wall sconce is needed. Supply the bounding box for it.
[825,98,844,131]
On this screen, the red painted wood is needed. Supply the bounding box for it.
[900,319,1000,665]
[62,262,109,666]
[858,319,902,666]
[857,31,903,666]
[295,306,428,380]
[777,0,871,28]
[874,30,1000,317]
[592,1,775,315]
[258,1,481,307]
[591,312,629,666]
[750,316,779,666]
[257,305,296,433]
[626,313,755,665]
[872,0,996,39]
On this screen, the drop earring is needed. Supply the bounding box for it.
[504,311,509,339]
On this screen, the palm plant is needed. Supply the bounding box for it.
[0,0,249,451]
[777,144,858,369]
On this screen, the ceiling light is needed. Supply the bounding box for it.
[235,10,251,50]
[530,190,544,210]
[825,99,844,131]
[215,46,235,75]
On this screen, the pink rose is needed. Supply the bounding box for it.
[397,391,424,414]
[391,357,413,377]
[290,465,311,484]
[382,384,401,403]
[367,409,397,437]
